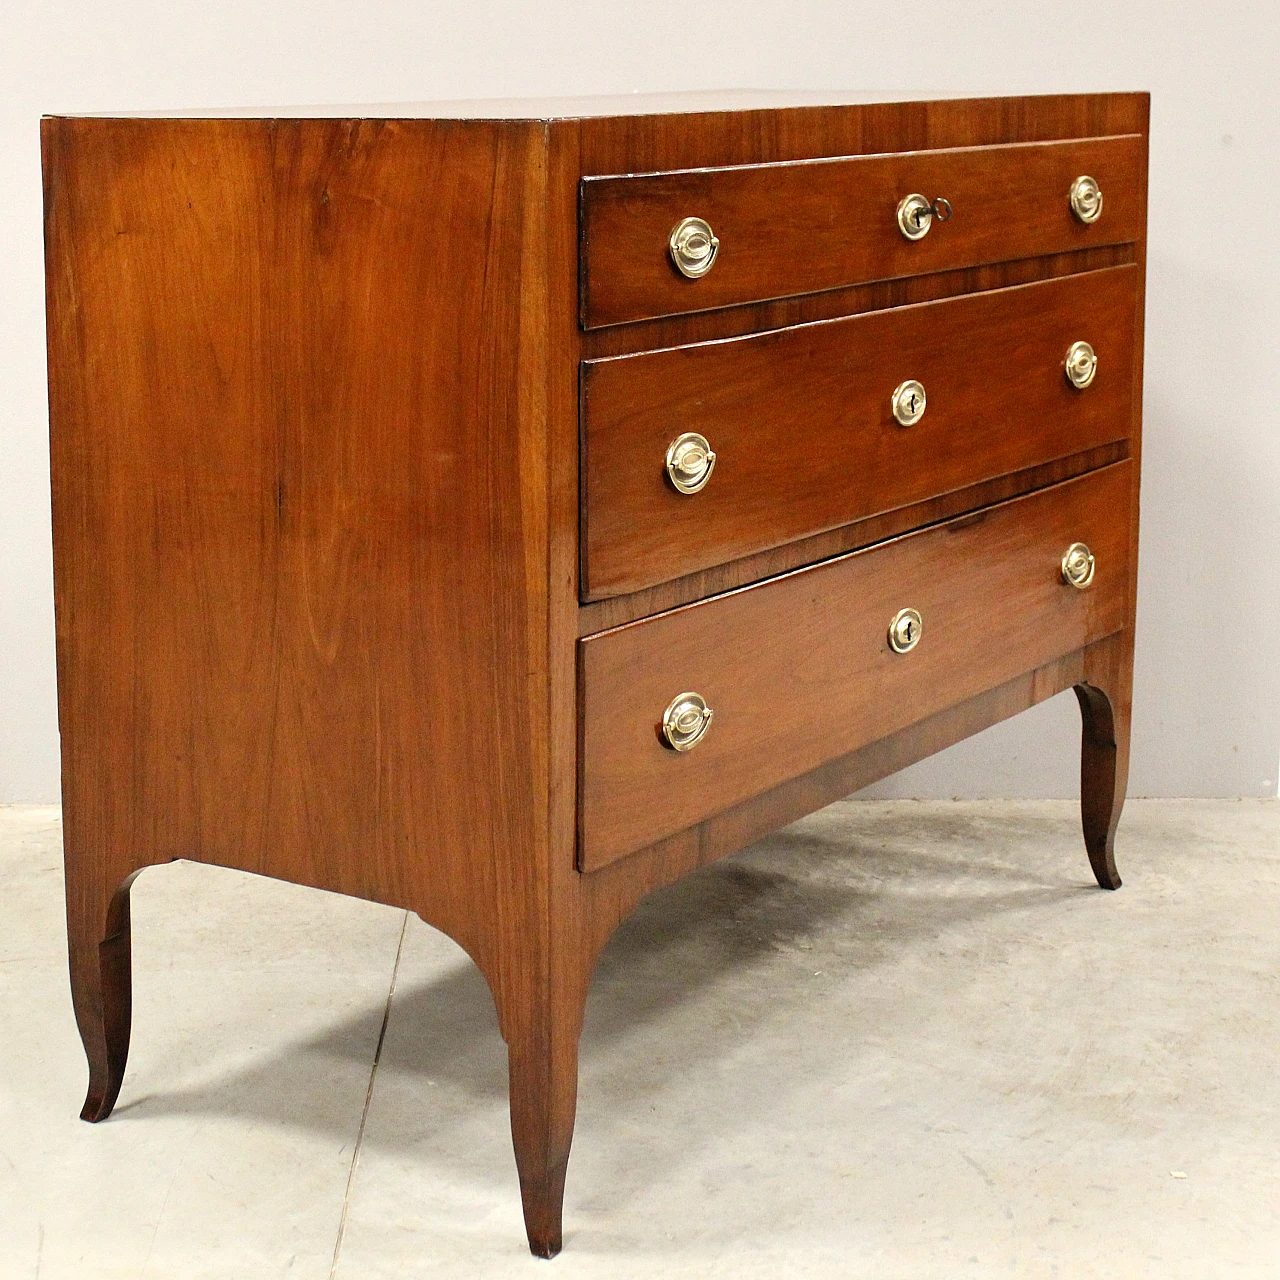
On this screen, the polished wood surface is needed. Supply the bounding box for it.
[44,113,565,1246]
[575,93,1148,179]
[578,630,1134,966]
[582,265,1137,598]
[44,91,1147,1259]
[581,134,1144,328]
[579,461,1132,869]
[582,242,1136,361]
[577,441,1129,635]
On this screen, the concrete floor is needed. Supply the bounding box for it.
[1,799,1277,1278]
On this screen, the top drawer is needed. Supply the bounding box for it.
[580,134,1145,329]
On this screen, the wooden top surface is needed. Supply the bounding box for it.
[48,87,1148,122]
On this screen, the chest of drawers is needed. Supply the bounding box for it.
[43,89,1147,1258]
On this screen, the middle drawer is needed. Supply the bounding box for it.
[581,264,1137,600]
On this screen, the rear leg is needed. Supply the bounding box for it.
[66,868,145,1121]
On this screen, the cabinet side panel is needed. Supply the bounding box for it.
[43,116,550,991]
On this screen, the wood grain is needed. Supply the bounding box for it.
[580,243,1135,362]
[576,630,1133,960]
[579,462,1132,870]
[576,441,1128,635]
[45,111,554,973]
[43,91,1147,1260]
[582,264,1137,598]
[43,113,566,1248]
[575,93,1149,178]
[581,134,1145,327]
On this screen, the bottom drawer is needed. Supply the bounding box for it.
[578,462,1133,871]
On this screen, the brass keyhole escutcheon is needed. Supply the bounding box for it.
[661,692,714,751]
[897,193,933,240]
[892,379,927,427]
[665,431,717,494]
[1062,542,1096,589]
[668,217,719,278]
[1064,341,1098,389]
[888,607,923,654]
[1070,175,1103,224]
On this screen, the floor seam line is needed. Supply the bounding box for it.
[329,909,409,1280]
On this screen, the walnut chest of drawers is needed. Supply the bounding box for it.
[42,89,1148,1257]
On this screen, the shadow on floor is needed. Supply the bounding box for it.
[107,805,1097,1152]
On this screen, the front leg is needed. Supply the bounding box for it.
[504,964,590,1259]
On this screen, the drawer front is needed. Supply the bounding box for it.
[579,462,1132,871]
[581,134,1144,329]
[582,265,1138,600]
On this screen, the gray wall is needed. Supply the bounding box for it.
[3,1,1278,802]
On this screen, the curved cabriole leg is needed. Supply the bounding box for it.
[506,975,589,1259]
[66,869,144,1122]
[1073,679,1130,890]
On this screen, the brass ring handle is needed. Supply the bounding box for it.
[661,692,714,751]
[665,431,716,494]
[888,607,923,653]
[896,194,951,240]
[892,379,927,426]
[1064,341,1098,389]
[668,217,719,278]
[1070,175,1103,224]
[1062,542,1095,589]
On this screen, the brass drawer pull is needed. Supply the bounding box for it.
[888,607,923,653]
[1064,340,1098,389]
[665,431,716,494]
[668,217,719,278]
[896,193,952,240]
[892,379,927,426]
[1070,175,1103,224]
[661,692,714,751]
[1062,542,1096,589]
